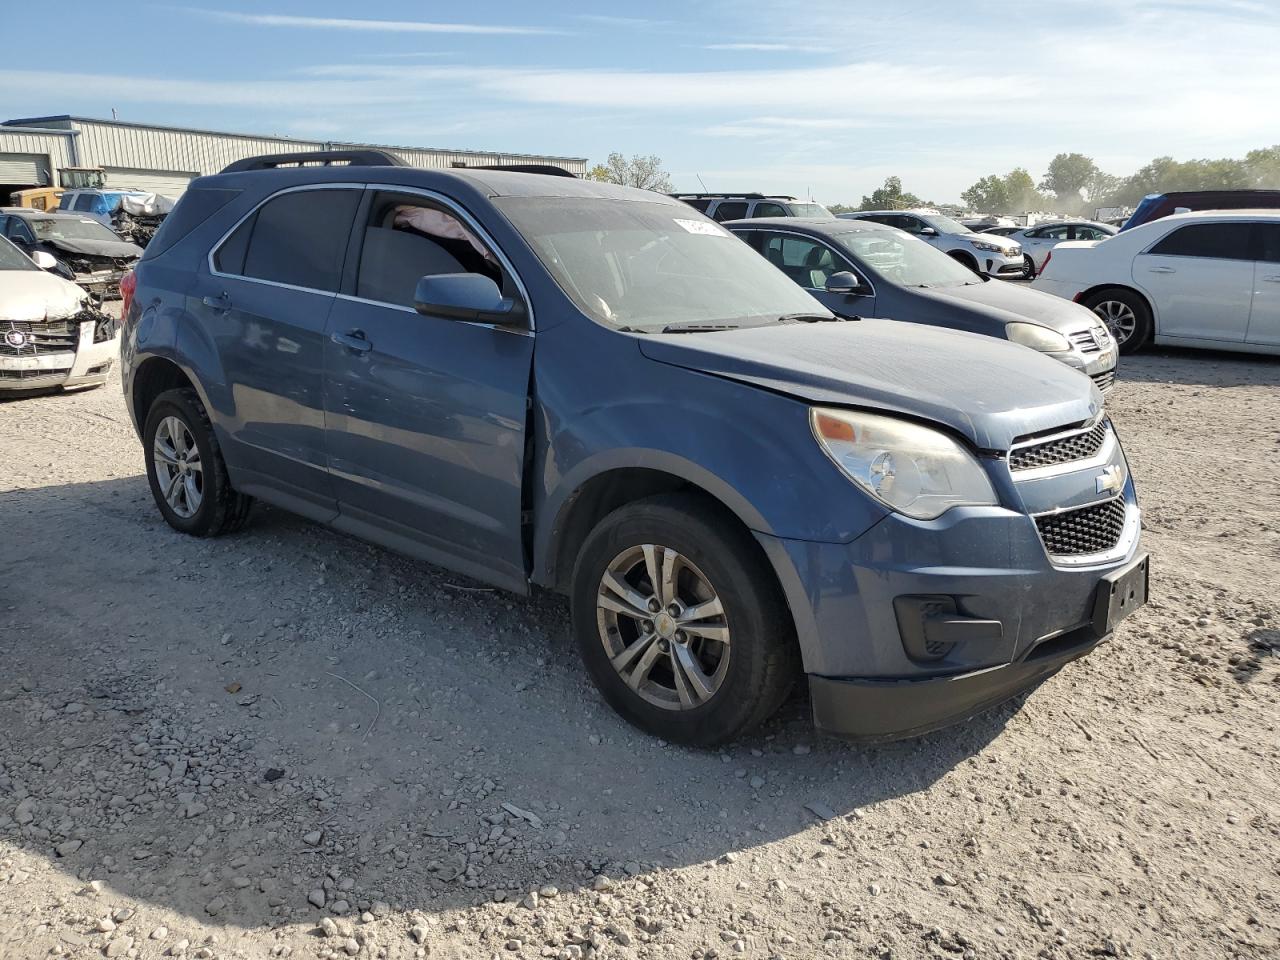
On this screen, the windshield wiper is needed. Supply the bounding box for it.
[776,313,846,323]
[660,322,743,333]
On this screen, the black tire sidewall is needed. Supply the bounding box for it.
[1087,289,1152,355]
[570,498,793,746]
[143,392,221,536]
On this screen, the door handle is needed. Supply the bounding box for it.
[331,329,373,354]
[201,292,231,311]
[1149,266,1176,274]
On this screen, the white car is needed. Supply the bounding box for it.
[1031,210,1280,355]
[1013,220,1117,278]
[0,236,118,393]
[839,210,1025,278]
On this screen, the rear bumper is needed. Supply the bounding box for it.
[809,624,1103,743]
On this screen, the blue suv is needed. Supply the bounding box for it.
[121,151,1148,745]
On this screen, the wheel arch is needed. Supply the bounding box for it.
[130,355,201,438]
[947,249,980,272]
[1075,283,1157,331]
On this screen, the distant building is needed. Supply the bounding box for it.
[0,114,586,199]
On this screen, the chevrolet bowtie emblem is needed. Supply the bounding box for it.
[1096,465,1125,496]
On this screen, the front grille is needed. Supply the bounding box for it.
[0,320,80,357]
[1069,330,1101,354]
[1010,420,1109,472]
[1035,496,1127,556]
[1091,370,1116,393]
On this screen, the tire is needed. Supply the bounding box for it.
[1082,288,1152,354]
[143,387,253,536]
[1022,254,1037,280]
[948,250,981,274]
[571,493,799,746]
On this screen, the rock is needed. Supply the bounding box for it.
[303,830,323,846]
[112,909,134,923]
[520,892,539,910]
[56,839,84,857]
[409,925,429,945]
[935,873,959,887]
[308,889,327,909]
[105,936,134,957]
[330,900,351,915]
[151,927,169,940]
[320,918,339,938]
[591,875,614,892]
[792,744,811,755]
[169,939,191,956]
[804,801,837,821]
[538,884,559,899]
[501,802,543,829]
[205,897,227,916]
[97,918,117,933]
[14,798,35,825]
[750,776,765,790]
[342,939,360,956]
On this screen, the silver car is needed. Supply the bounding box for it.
[1014,221,1117,278]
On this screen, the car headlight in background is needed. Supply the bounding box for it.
[970,240,1007,253]
[811,409,999,520]
[1006,321,1071,353]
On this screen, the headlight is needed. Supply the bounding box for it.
[1006,321,1071,353]
[970,240,1006,253]
[811,409,998,520]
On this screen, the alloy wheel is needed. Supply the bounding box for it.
[152,415,204,519]
[1093,300,1137,346]
[596,544,731,711]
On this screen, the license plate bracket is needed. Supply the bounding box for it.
[1091,553,1149,636]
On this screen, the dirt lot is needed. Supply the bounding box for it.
[1,347,1277,960]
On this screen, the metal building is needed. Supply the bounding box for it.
[0,114,587,200]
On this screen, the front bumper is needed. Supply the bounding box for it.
[756,476,1145,741]
[1053,344,1118,393]
[976,249,1024,277]
[0,320,118,392]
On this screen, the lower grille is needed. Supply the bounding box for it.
[1091,370,1116,392]
[1035,496,1127,556]
[1010,419,1109,472]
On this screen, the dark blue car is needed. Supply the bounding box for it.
[121,151,1147,745]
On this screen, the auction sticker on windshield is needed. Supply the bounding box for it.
[674,219,730,237]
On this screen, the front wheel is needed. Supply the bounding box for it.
[571,494,798,746]
[1022,254,1037,280]
[1082,288,1152,354]
[143,387,253,536]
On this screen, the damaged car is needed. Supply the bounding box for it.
[0,208,143,300]
[0,235,119,393]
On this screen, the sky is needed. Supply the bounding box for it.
[2,1,1278,204]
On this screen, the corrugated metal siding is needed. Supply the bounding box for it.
[102,167,197,196]
[0,130,75,184]
[0,153,50,184]
[72,122,326,179]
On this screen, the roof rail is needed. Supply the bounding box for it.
[669,192,798,201]
[220,149,409,173]
[450,162,578,178]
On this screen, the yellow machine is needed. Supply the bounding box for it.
[8,186,63,211]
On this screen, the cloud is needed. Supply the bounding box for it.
[574,15,679,28]
[703,43,833,52]
[192,9,562,36]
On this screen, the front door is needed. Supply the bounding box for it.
[1136,220,1254,342]
[193,185,362,518]
[1247,222,1280,347]
[753,230,873,318]
[322,189,535,591]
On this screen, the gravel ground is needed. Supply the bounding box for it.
[1,345,1277,960]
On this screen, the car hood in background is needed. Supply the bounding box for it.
[41,236,144,260]
[0,270,87,322]
[927,278,1101,331]
[639,320,1101,451]
[970,232,1020,251]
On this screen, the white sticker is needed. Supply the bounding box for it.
[673,218,730,237]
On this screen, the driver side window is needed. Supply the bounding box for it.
[355,194,503,309]
[761,233,842,289]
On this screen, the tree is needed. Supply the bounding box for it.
[1040,153,1102,207]
[586,152,674,193]
[960,168,1049,213]
[1245,145,1280,187]
[858,176,928,210]
[960,174,1009,213]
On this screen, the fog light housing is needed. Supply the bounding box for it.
[894,596,1004,663]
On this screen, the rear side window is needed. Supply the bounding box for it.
[1148,222,1253,261]
[73,194,96,212]
[752,202,787,218]
[144,187,242,260]
[217,189,360,291]
[1256,224,1280,263]
[682,198,712,213]
[712,201,748,222]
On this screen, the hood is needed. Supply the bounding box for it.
[926,278,1101,332]
[42,236,143,260]
[638,320,1102,451]
[0,269,87,322]
[970,231,1020,252]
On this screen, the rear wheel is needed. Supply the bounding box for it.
[571,493,798,746]
[143,388,253,536]
[1082,288,1152,354]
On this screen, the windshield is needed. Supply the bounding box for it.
[496,197,829,331]
[922,214,971,234]
[0,237,37,271]
[834,229,980,288]
[791,203,834,219]
[30,217,121,243]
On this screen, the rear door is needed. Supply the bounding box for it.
[1247,222,1280,347]
[322,188,535,591]
[1136,221,1254,342]
[194,184,362,519]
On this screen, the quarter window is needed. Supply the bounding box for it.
[1148,222,1254,261]
[73,194,97,212]
[712,201,748,222]
[752,202,788,218]
[217,189,360,291]
[1256,224,1280,263]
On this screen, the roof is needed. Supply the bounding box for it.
[1156,208,1280,222]
[721,216,893,235]
[2,114,587,164]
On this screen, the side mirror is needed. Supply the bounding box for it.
[918,226,938,236]
[30,250,58,271]
[414,273,523,325]
[825,271,863,295]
